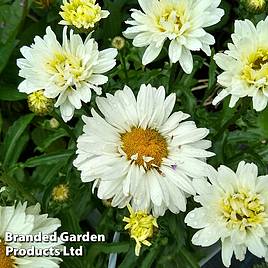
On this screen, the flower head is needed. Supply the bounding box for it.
[74,84,214,216]
[17,26,117,122]
[59,0,109,31]
[0,202,62,267]
[213,18,268,111]
[52,184,70,202]
[27,90,54,115]
[123,204,158,256]
[185,161,268,267]
[123,0,224,73]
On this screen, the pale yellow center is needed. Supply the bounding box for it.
[156,4,187,35]
[0,240,15,268]
[241,48,268,88]
[46,53,84,89]
[221,190,265,230]
[120,127,168,170]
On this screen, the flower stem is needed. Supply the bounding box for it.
[52,111,76,141]
[168,62,181,93]
[180,247,199,268]
[119,50,129,83]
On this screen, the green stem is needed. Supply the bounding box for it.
[180,247,199,268]
[168,62,181,93]
[120,50,129,83]
[52,111,76,141]
[214,98,251,140]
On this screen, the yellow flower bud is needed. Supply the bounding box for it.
[112,36,125,50]
[27,90,54,116]
[59,0,109,31]
[245,0,266,10]
[49,118,60,129]
[52,184,70,202]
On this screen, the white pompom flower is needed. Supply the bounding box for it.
[213,18,268,111]
[17,26,117,122]
[185,161,268,267]
[0,202,62,268]
[123,0,224,74]
[74,84,214,217]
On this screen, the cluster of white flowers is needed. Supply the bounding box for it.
[14,0,268,267]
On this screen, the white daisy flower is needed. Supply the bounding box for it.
[213,18,268,111]
[185,161,268,267]
[17,26,118,122]
[123,0,224,74]
[0,202,62,267]
[74,84,214,216]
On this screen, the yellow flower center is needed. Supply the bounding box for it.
[221,190,265,230]
[60,0,103,30]
[52,184,69,202]
[123,204,158,256]
[156,3,187,36]
[27,90,54,115]
[0,240,15,268]
[46,52,85,89]
[241,48,268,89]
[120,127,168,170]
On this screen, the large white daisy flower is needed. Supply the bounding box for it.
[213,18,268,111]
[17,26,117,122]
[74,84,214,216]
[0,202,62,268]
[123,0,224,74]
[185,161,268,267]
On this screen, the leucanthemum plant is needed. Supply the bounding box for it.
[17,26,117,122]
[185,161,268,267]
[213,18,268,111]
[0,202,62,268]
[74,84,214,216]
[123,0,224,73]
[3,0,268,267]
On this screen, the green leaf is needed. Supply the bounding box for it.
[258,107,268,137]
[118,246,138,268]
[0,0,28,73]
[2,114,34,167]
[0,83,27,101]
[0,0,27,43]
[37,129,68,152]
[141,244,161,268]
[0,37,19,74]
[23,149,75,167]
